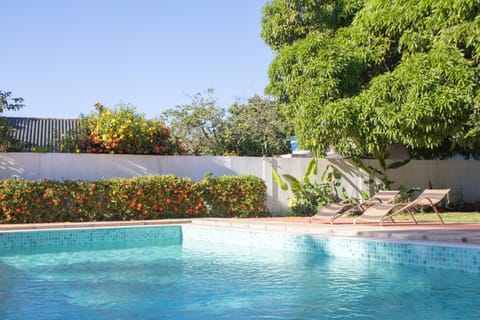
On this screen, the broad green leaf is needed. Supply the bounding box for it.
[304,158,318,183]
[282,174,301,193]
[359,190,370,200]
[272,168,288,190]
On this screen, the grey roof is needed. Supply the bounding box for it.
[6,117,80,152]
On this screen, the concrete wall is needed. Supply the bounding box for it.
[1,153,479,215]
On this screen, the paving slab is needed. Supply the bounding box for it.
[193,217,480,245]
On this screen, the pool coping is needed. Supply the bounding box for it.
[1,218,480,247]
[191,218,480,248]
[0,219,192,231]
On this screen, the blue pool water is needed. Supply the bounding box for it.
[0,226,479,320]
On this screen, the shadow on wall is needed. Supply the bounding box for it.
[109,156,238,181]
[327,158,372,199]
[0,154,28,179]
[0,154,239,181]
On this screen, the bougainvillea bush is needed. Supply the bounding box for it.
[0,175,268,223]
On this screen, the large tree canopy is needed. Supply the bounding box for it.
[262,0,480,159]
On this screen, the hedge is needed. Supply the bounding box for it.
[0,175,268,223]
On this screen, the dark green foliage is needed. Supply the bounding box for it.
[261,0,364,50]
[262,0,480,159]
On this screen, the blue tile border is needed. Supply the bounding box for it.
[1,225,479,273]
[182,225,480,273]
[0,225,182,249]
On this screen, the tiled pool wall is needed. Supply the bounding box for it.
[0,225,182,249]
[182,225,480,273]
[0,225,479,273]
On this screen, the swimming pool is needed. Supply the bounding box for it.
[0,225,479,319]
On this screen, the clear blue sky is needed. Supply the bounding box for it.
[2,0,273,119]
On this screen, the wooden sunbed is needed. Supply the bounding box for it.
[311,190,400,224]
[354,189,451,226]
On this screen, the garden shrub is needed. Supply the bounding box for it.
[200,174,269,218]
[63,103,183,155]
[0,174,268,223]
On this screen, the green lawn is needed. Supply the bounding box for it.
[336,211,480,223]
[393,212,480,223]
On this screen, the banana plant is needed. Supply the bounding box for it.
[272,158,344,216]
[273,157,318,192]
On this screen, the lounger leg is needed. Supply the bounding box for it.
[433,206,445,224]
[408,210,417,224]
[379,214,395,226]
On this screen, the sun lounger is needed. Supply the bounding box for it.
[354,189,450,226]
[311,190,400,224]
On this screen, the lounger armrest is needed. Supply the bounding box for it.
[368,196,383,203]
[409,194,447,208]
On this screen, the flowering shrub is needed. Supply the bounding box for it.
[199,174,268,218]
[0,175,268,223]
[63,103,183,155]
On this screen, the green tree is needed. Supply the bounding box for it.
[64,103,181,155]
[0,90,25,151]
[0,91,24,113]
[162,91,294,156]
[262,0,480,159]
[224,95,293,156]
[261,0,363,50]
[161,89,227,155]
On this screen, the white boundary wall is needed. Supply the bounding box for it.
[1,153,479,215]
